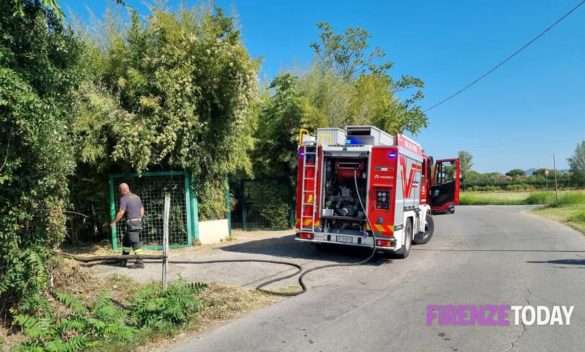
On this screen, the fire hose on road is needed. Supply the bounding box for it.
[58,252,382,297]
[61,171,380,296]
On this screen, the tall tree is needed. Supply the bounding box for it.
[0,0,81,312]
[253,74,309,179]
[301,22,427,135]
[75,7,259,219]
[506,169,526,177]
[458,151,473,179]
[568,141,585,185]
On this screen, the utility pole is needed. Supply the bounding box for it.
[162,192,170,290]
[553,153,559,203]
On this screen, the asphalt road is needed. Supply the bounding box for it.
[169,206,585,352]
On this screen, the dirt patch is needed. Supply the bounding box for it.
[51,258,140,306]
[0,324,24,352]
[198,284,278,322]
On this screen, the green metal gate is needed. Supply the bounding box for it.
[108,171,198,250]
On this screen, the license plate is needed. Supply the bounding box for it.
[336,235,353,244]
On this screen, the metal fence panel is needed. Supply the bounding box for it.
[109,171,195,250]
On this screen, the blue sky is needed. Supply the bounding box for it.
[61,0,585,172]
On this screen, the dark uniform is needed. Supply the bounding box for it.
[119,193,144,259]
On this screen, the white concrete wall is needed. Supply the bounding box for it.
[198,219,230,245]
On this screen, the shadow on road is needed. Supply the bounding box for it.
[221,234,385,265]
[415,248,585,253]
[526,259,585,266]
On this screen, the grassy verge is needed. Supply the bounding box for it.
[532,194,585,234]
[1,259,274,352]
[460,190,585,234]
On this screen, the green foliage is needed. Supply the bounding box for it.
[253,75,308,179]
[306,22,426,134]
[552,192,585,207]
[458,151,473,179]
[568,211,585,224]
[259,22,427,149]
[568,141,585,186]
[459,192,530,206]
[76,7,258,220]
[12,280,207,351]
[248,23,428,219]
[130,280,206,330]
[13,292,136,352]
[460,190,585,207]
[525,191,585,206]
[0,0,81,313]
[462,169,575,191]
[246,181,291,229]
[506,169,526,177]
[310,22,392,79]
[525,192,554,205]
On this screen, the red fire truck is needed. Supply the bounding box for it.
[295,126,460,258]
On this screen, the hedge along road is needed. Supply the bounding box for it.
[168,206,585,352]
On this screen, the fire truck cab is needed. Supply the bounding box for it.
[295,126,460,258]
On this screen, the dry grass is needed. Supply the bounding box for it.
[198,284,277,322]
[52,258,140,305]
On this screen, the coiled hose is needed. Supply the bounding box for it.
[59,169,381,296]
[296,170,379,287]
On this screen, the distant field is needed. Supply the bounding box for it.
[460,190,585,233]
[459,191,532,205]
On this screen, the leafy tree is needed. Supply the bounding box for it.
[568,141,585,185]
[0,0,81,312]
[247,23,428,228]
[76,7,258,219]
[306,22,427,135]
[506,169,526,177]
[458,151,473,179]
[247,75,313,228]
[310,22,392,79]
[253,74,308,179]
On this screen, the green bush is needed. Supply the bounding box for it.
[13,292,136,352]
[12,280,207,352]
[0,0,81,313]
[525,192,554,205]
[75,7,258,220]
[246,181,291,229]
[525,191,585,206]
[555,192,585,206]
[505,183,535,192]
[130,281,206,330]
[569,211,585,224]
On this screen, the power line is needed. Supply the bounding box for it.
[424,0,585,113]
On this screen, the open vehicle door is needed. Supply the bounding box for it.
[431,158,460,214]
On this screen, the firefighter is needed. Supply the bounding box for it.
[111,183,145,268]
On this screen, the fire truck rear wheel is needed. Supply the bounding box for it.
[395,218,412,259]
[413,214,434,245]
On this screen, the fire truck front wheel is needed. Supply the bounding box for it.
[394,218,413,259]
[413,213,434,245]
